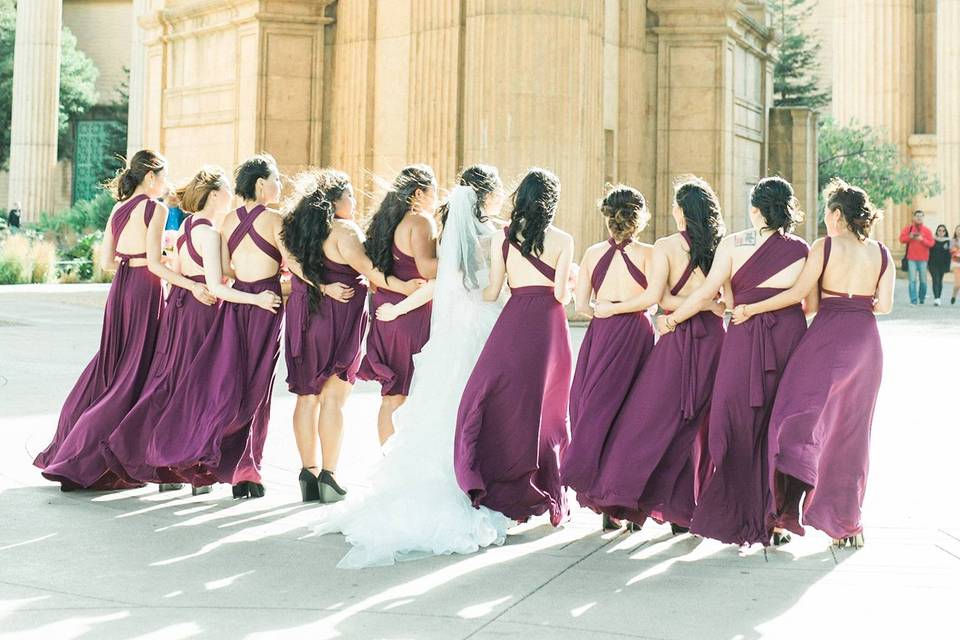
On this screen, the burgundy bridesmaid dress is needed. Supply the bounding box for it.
[455,228,573,526]
[285,257,369,395]
[573,232,725,528]
[766,238,888,540]
[101,215,219,484]
[562,238,654,503]
[143,205,283,487]
[35,195,164,490]
[690,232,809,546]
[358,243,430,396]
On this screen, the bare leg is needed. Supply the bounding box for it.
[293,394,322,476]
[377,394,406,445]
[317,376,353,473]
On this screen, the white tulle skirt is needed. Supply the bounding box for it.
[310,283,512,569]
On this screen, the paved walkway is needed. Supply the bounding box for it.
[0,280,957,639]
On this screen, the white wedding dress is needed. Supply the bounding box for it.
[311,186,512,568]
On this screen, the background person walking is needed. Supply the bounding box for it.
[899,210,934,305]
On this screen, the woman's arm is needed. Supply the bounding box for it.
[198,226,281,312]
[874,246,895,314]
[146,203,216,305]
[573,248,595,318]
[338,226,421,296]
[657,236,733,332]
[99,212,117,272]
[731,240,823,324]
[483,234,506,302]
[553,234,574,304]
[376,281,436,322]
[410,215,439,279]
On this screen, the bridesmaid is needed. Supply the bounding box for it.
[144,154,285,498]
[35,150,216,490]
[561,185,654,511]
[455,168,574,526]
[732,179,894,548]
[661,176,810,549]
[102,166,280,490]
[358,165,438,444]
[281,169,422,502]
[572,177,726,531]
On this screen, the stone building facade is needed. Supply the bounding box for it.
[123,0,778,250]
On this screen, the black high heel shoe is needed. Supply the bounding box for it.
[602,513,622,531]
[231,481,265,499]
[772,531,792,546]
[191,485,211,496]
[299,467,321,502]
[158,483,184,492]
[318,470,346,503]
[670,523,690,536]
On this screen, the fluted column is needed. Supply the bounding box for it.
[937,0,960,233]
[126,0,148,158]
[462,0,604,253]
[830,0,915,244]
[8,0,62,222]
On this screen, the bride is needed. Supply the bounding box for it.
[311,166,514,568]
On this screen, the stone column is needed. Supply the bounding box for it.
[768,107,819,242]
[829,0,915,244]
[8,0,62,222]
[648,0,775,234]
[462,0,605,252]
[937,0,960,234]
[126,0,148,158]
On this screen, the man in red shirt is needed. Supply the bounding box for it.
[899,209,935,305]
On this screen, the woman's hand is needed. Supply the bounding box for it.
[731,303,751,325]
[594,301,614,319]
[323,282,355,303]
[191,282,218,306]
[376,303,400,322]
[655,314,675,335]
[255,290,282,313]
[399,278,427,296]
[566,263,580,296]
[710,300,727,318]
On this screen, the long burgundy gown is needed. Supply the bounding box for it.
[358,243,430,396]
[690,232,809,546]
[455,228,573,526]
[766,238,888,540]
[562,238,654,503]
[143,205,283,486]
[35,194,163,490]
[101,215,219,484]
[285,257,369,395]
[574,232,725,528]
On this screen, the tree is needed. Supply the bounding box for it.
[768,0,830,109]
[0,0,99,169]
[818,116,941,208]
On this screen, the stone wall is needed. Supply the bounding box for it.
[768,107,819,241]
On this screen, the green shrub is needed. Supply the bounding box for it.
[36,190,115,238]
[0,235,31,284]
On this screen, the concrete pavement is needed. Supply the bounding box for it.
[0,280,958,639]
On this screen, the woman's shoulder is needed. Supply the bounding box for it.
[546,224,573,244]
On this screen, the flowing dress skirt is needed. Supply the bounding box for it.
[562,312,654,502]
[144,276,283,486]
[101,276,218,484]
[285,273,368,395]
[358,287,430,397]
[455,286,573,525]
[575,311,724,527]
[690,304,806,546]
[766,297,882,540]
[35,263,163,489]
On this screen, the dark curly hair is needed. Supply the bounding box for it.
[281,169,351,312]
[751,176,803,234]
[674,176,724,275]
[600,185,649,243]
[234,154,278,201]
[107,149,166,201]
[508,168,560,257]
[824,178,882,241]
[364,164,436,277]
[176,166,229,214]
[439,164,502,229]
